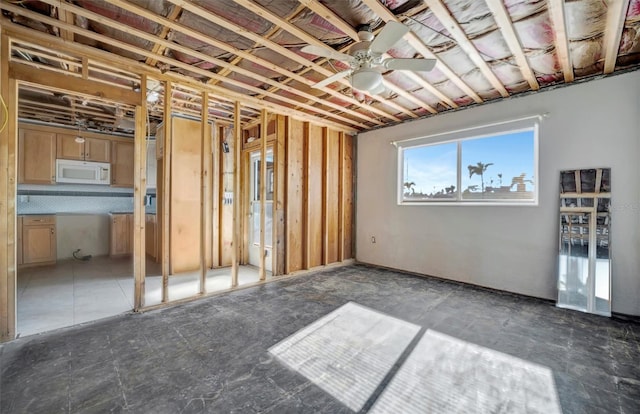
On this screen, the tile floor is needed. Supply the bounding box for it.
[17,256,268,337]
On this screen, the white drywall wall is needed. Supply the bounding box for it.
[356,71,640,316]
[56,214,110,259]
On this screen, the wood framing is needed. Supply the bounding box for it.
[259,109,267,281]
[133,99,146,311]
[602,0,630,74]
[423,0,508,97]
[274,115,286,276]
[161,81,172,302]
[547,0,575,82]
[9,62,141,106]
[231,102,241,287]
[199,91,209,294]
[485,0,539,90]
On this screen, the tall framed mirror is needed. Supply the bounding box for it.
[557,168,611,316]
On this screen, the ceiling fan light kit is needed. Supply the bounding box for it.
[302,21,436,95]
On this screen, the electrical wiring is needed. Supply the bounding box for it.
[0,93,8,134]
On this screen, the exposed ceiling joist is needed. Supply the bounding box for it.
[1,6,358,133]
[145,4,183,67]
[361,0,483,104]
[547,0,574,82]
[104,0,394,125]
[484,0,539,91]
[300,0,456,110]
[231,0,432,116]
[37,0,368,129]
[423,0,508,97]
[602,0,631,74]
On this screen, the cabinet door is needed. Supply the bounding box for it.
[84,138,111,162]
[111,141,134,187]
[23,224,56,264]
[18,129,56,184]
[110,214,130,256]
[56,134,84,160]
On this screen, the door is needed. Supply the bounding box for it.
[248,149,273,271]
[18,129,56,184]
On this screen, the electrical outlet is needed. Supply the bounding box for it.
[371,236,376,243]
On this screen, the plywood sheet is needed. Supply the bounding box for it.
[286,119,305,273]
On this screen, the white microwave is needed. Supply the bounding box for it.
[56,159,111,185]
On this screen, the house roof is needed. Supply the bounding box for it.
[2,0,639,134]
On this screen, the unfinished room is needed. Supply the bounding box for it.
[0,0,638,412]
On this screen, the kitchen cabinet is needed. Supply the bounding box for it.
[57,134,110,162]
[110,213,132,256]
[21,215,56,266]
[111,141,134,187]
[145,214,157,260]
[18,128,56,184]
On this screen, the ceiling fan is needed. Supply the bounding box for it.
[302,21,436,95]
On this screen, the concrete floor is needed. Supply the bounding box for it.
[17,257,267,337]
[2,264,639,413]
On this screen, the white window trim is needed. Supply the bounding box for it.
[396,117,540,206]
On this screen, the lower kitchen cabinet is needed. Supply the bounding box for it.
[110,213,133,256]
[20,215,57,266]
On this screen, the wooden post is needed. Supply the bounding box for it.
[302,122,310,270]
[259,109,267,281]
[274,115,286,276]
[212,126,221,268]
[338,131,345,262]
[133,77,147,311]
[321,127,328,265]
[0,30,17,341]
[231,102,241,287]
[161,81,172,302]
[199,91,208,294]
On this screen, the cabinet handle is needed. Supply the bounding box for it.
[86,153,90,158]
[51,228,54,235]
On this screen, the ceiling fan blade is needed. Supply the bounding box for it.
[370,21,410,55]
[312,70,351,89]
[301,45,354,63]
[383,58,437,72]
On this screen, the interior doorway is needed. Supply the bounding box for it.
[248,149,273,271]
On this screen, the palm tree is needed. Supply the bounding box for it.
[467,162,493,193]
[403,181,416,195]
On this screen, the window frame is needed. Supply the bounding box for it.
[397,121,539,206]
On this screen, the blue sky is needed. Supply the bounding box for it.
[403,130,535,194]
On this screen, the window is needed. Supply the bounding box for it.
[398,119,538,205]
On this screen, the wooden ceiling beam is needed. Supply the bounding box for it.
[162,0,409,120]
[362,0,483,104]
[301,0,457,109]
[547,0,574,82]
[0,19,356,133]
[145,4,183,67]
[485,0,539,91]
[104,0,392,125]
[602,0,630,74]
[423,0,508,97]
[0,4,366,131]
[37,0,368,130]
[232,0,424,116]
[10,62,141,105]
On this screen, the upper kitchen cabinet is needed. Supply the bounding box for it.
[111,140,134,187]
[57,134,111,162]
[18,128,56,184]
